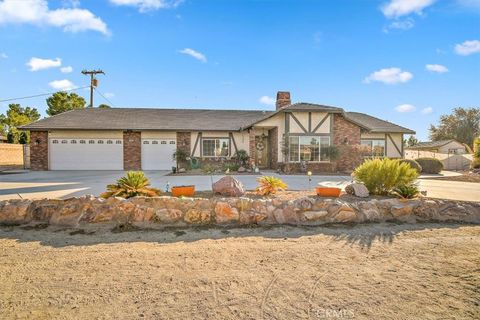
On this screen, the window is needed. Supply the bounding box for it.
[143,141,149,144]
[61,140,68,144]
[70,140,77,144]
[161,141,167,144]
[361,139,385,158]
[52,140,59,144]
[89,140,95,144]
[97,140,104,144]
[106,140,113,144]
[116,140,122,144]
[169,141,175,145]
[79,140,86,144]
[202,138,229,157]
[152,141,158,145]
[289,136,330,162]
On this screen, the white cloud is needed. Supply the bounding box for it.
[60,66,73,73]
[49,79,75,91]
[395,104,416,113]
[364,67,413,84]
[383,18,415,33]
[104,92,115,98]
[425,64,448,73]
[259,96,275,106]
[0,0,109,35]
[109,0,183,12]
[421,107,433,114]
[179,48,207,63]
[0,52,7,58]
[27,57,61,71]
[456,0,480,9]
[381,0,436,18]
[454,40,480,56]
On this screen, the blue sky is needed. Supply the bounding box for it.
[0,0,479,140]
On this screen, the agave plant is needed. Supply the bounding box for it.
[255,176,288,196]
[100,171,161,199]
[393,183,420,199]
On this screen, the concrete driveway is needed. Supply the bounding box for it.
[0,171,478,202]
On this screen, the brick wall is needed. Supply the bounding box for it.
[248,130,256,166]
[333,114,362,172]
[30,131,48,170]
[123,131,141,170]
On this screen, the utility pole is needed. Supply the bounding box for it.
[81,69,105,107]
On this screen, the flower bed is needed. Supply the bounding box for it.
[1,195,479,229]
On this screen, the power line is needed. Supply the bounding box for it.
[94,87,115,107]
[0,86,90,103]
[82,69,105,107]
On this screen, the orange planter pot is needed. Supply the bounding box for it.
[316,186,342,198]
[171,185,195,197]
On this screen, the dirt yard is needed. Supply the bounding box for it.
[1,223,479,319]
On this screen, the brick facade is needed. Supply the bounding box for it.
[248,129,256,166]
[30,131,48,170]
[123,131,141,171]
[276,91,291,110]
[333,114,363,172]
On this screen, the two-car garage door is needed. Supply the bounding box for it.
[49,138,124,170]
[49,137,177,170]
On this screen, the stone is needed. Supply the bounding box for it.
[303,210,329,221]
[239,211,267,224]
[414,200,439,220]
[273,206,299,224]
[358,202,382,221]
[215,202,239,224]
[0,200,31,225]
[184,208,211,224]
[295,197,314,210]
[155,208,184,224]
[212,176,245,197]
[132,206,155,222]
[345,183,369,198]
[391,203,414,218]
[237,166,246,173]
[49,199,84,227]
[334,208,357,222]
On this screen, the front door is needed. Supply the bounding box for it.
[254,135,269,168]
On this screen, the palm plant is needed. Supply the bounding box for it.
[100,171,161,199]
[255,176,288,196]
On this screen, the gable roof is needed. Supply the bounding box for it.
[344,112,415,134]
[407,139,462,150]
[21,108,273,131]
[281,102,343,113]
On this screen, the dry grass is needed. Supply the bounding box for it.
[1,223,479,319]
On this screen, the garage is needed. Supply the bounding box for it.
[49,138,124,170]
[141,138,176,170]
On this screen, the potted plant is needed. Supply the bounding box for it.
[315,185,342,197]
[171,185,195,197]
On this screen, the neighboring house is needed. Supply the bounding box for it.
[406,139,469,155]
[21,91,414,171]
[0,135,7,143]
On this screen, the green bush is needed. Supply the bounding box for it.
[393,183,420,199]
[399,159,422,174]
[234,149,250,166]
[100,171,161,199]
[415,157,444,174]
[223,163,240,172]
[353,158,419,195]
[471,157,480,169]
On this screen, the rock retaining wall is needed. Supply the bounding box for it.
[1,196,479,228]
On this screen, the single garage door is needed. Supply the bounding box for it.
[141,139,176,170]
[49,138,124,170]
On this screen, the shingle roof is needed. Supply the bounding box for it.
[21,108,274,131]
[408,140,456,149]
[282,102,343,113]
[344,112,415,134]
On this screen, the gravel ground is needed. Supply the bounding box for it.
[0,223,479,319]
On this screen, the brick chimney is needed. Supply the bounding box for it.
[276,91,291,110]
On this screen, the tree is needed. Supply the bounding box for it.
[98,104,111,108]
[46,92,86,116]
[429,107,480,148]
[405,135,418,147]
[0,104,40,144]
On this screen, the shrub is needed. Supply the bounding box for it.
[393,183,420,199]
[234,149,250,166]
[353,158,419,195]
[100,171,161,199]
[415,157,444,174]
[172,149,189,169]
[255,176,288,196]
[223,163,240,172]
[399,159,422,174]
[471,157,480,169]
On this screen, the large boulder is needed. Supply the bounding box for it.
[345,183,369,198]
[212,176,245,197]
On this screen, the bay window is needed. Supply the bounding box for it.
[361,139,385,157]
[289,136,330,162]
[202,138,229,157]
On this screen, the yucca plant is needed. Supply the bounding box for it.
[353,158,418,195]
[393,183,420,199]
[100,171,161,199]
[255,176,288,196]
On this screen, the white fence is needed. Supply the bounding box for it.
[405,150,473,171]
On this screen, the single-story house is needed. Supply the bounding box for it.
[406,139,470,155]
[21,91,414,172]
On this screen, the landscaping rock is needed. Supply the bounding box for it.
[214,202,239,224]
[212,176,245,197]
[303,210,329,221]
[345,183,369,198]
[155,208,184,224]
[184,208,211,224]
[237,166,246,173]
[0,200,31,225]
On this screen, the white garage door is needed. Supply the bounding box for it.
[141,139,177,170]
[49,138,124,170]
